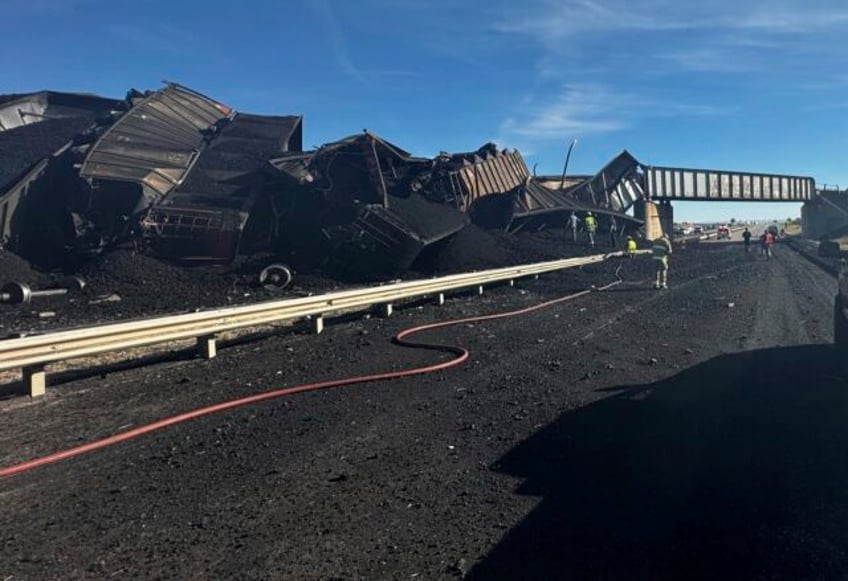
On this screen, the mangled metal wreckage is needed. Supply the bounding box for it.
[0,83,643,280]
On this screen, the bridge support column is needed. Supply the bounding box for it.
[636,200,673,240]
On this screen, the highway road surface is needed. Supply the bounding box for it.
[0,241,844,580]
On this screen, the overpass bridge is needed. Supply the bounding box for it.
[549,151,816,239]
[643,166,814,203]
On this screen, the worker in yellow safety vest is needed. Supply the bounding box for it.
[626,236,637,258]
[584,212,597,247]
[652,234,673,289]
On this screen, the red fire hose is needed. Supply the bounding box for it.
[0,278,621,479]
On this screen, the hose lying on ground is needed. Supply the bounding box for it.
[0,277,623,479]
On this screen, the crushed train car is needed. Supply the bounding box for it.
[79,84,303,265]
[416,143,594,232]
[266,132,469,278]
[0,82,643,282]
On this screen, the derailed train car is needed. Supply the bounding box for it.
[0,82,642,281]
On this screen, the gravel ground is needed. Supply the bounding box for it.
[0,243,842,580]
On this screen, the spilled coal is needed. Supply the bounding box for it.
[0,226,615,334]
[0,117,94,193]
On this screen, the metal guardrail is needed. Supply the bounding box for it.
[0,251,647,397]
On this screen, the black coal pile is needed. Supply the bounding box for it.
[0,249,46,286]
[386,193,469,244]
[175,113,298,197]
[415,225,602,274]
[0,248,351,335]
[76,250,252,313]
[0,117,93,192]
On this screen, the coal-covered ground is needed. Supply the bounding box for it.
[1,242,842,580]
[0,226,605,336]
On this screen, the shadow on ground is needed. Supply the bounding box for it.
[469,345,848,580]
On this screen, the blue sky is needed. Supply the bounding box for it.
[3,0,846,222]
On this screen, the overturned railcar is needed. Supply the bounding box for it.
[0,93,127,265]
[78,84,303,265]
[414,144,586,232]
[268,133,468,279]
[75,86,471,279]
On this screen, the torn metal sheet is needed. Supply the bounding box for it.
[564,150,643,213]
[79,84,234,201]
[141,112,303,263]
[0,142,85,264]
[433,144,530,212]
[0,91,121,132]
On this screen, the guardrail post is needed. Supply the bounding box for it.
[436,293,445,306]
[477,285,484,296]
[508,279,515,287]
[381,303,393,317]
[197,335,217,359]
[23,365,46,398]
[311,315,324,334]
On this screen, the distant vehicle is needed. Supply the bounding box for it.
[693,226,704,235]
[716,224,731,239]
[765,222,784,242]
[682,226,694,235]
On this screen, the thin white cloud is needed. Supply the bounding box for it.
[309,0,364,82]
[660,47,755,73]
[308,1,423,82]
[492,0,845,148]
[4,0,105,14]
[500,84,628,141]
[734,9,848,33]
[497,83,731,148]
[106,23,203,56]
[801,101,848,113]
[495,0,848,40]
[493,0,848,78]
[664,103,734,117]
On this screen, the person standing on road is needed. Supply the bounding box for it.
[567,211,579,242]
[742,228,752,252]
[652,234,673,289]
[609,216,618,248]
[584,212,597,248]
[626,235,637,258]
[763,230,775,260]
